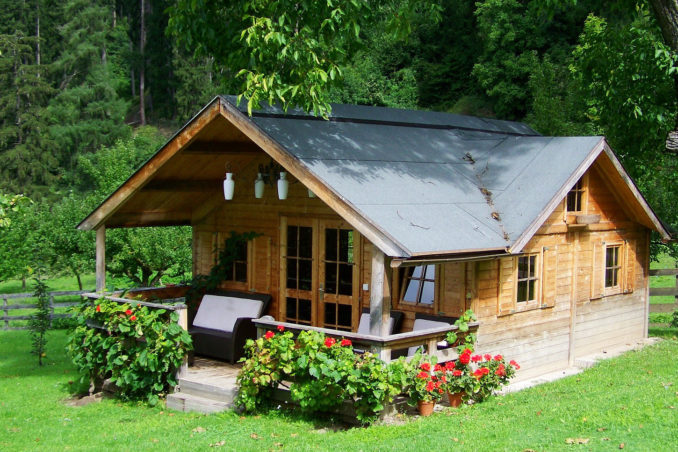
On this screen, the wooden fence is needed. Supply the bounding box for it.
[649,268,678,314]
[1,290,92,330]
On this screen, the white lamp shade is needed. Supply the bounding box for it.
[223,172,235,200]
[254,173,264,199]
[277,172,288,200]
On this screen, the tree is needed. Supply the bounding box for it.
[167,0,442,116]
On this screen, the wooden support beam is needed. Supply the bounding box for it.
[96,226,106,292]
[369,245,393,338]
[142,179,222,192]
[183,141,262,155]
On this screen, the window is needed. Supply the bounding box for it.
[605,245,621,288]
[566,179,585,212]
[516,255,538,303]
[400,265,436,306]
[214,234,248,284]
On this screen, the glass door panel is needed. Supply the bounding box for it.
[320,222,357,331]
[283,224,314,325]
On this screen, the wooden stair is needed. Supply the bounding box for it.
[166,358,240,414]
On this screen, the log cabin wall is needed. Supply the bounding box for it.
[192,153,343,319]
[468,162,649,380]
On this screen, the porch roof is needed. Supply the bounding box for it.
[78,96,672,258]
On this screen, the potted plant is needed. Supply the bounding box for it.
[406,358,444,416]
[467,353,520,403]
[441,351,473,407]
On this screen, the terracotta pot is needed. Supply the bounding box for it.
[417,400,435,417]
[448,391,464,407]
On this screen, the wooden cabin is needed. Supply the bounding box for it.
[78,96,672,381]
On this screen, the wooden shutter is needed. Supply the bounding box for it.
[624,239,636,293]
[497,257,515,316]
[591,241,605,299]
[541,246,557,307]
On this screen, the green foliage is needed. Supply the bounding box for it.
[67,298,192,404]
[405,353,444,403]
[0,192,30,228]
[671,310,678,328]
[236,328,406,424]
[28,274,51,366]
[445,309,477,350]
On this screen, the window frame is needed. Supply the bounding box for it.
[565,176,587,213]
[603,242,624,296]
[514,253,541,312]
[213,232,252,291]
[396,264,438,310]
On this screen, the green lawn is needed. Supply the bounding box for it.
[1,329,677,451]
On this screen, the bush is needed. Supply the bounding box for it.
[67,298,192,404]
[671,310,678,328]
[236,328,407,424]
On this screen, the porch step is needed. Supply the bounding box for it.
[166,392,233,414]
[177,376,239,403]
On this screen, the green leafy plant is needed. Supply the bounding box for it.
[671,309,678,328]
[465,353,519,402]
[28,274,51,366]
[67,298,192,404]
[404,353,444,403]
[445,309,477,350]
[236,327,406,424]
[440,348,474,396]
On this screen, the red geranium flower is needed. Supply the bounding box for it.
[125,309,132,316]
[445,361,456,371]
[481,367,490,375]
[433,364,443,372]
[452,369,463,377]
[471,355,482,363]
[130,315,137,321]
[420,362,431,372]
[417,371,429,379]
[425,381,435,392]
[473,369,484,379]
[324,337,336,347]
[494,354,503,361]
[95,305,101,312]
[340,339,352,347]
[264,331,275,340]
[495,364,506,377]
[277,325,285,332]
[509,360,520,370]
[484,354,492,361]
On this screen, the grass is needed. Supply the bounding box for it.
[1,330,677,451]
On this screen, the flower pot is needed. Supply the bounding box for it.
[417,400,435,417]
[448,391,464,407]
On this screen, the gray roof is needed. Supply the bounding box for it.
[223,96,602,256]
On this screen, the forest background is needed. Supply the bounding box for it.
[1,0,677,290]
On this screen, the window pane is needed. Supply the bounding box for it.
[298,259,312,290]
[235,262,247,282]
[324,302,336,326]
[325,263,337,294]
[529,255,536,277]
[339,230,352,263]
[298,299,312,323]
[605,248,614,267]
[286,297,297,320]
[325,228,338,261]
[402,279,420,303]
[338,304,352,328]
[287,226,298,257]
[299,227,313,258]
[411,266,423,278]
[420,281,435,305]
[528,280,535,301]
[424,265,435,280]
[517,281,527,302]
[286,258,297,289]
[518,257,528,279]
[338,263,353,295]
[236,241,248,261]
[605,269,614,287]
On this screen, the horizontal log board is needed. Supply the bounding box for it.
[649,287,678,296]
[1,290,92,299]
[650,303,678,313]
[83,293,187,311]
[2,301,80,311]
[649,269,678,276]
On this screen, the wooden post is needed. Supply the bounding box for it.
[369,245,393,340]
[96,226,106,292]
[3,297,8,330]
[177,306,189,377]
[48,295,55,328]
[568,232,579,366]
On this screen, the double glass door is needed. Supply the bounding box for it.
[281,218,359,331]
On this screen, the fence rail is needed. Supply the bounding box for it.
[649,268,678,314]
[1,290,92,330]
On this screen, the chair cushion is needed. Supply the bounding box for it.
[407,318,453,356]
[357,313,395,335]
[192,295,264,333]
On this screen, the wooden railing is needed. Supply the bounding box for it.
[649,268,678,313]
[1,290,92,330]
[253,317,479,363]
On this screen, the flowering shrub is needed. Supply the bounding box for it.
[464,354,519,402]
[405,355,445,403]
[440,348,474,395]
[236,328,407,424]
[67,299,192,404]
